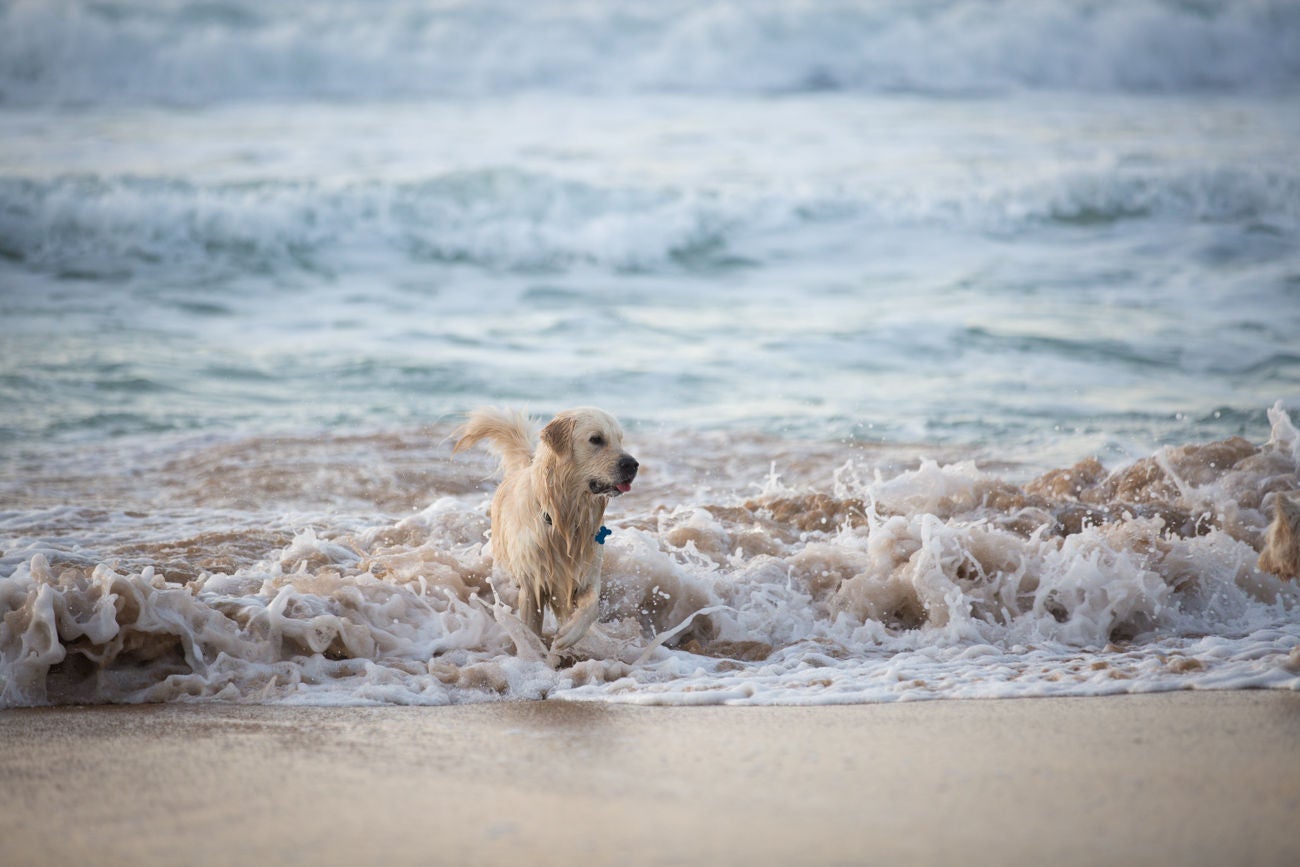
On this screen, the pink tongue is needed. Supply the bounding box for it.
[616,482,632,493]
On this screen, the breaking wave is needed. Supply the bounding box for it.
[2,167,1297,276]
[2,0,1299,106]
[2,404,1297,707]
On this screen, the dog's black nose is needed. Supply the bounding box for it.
[618,455,639,479]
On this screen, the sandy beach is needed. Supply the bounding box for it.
[2,691,1296,866]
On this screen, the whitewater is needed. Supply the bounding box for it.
[1,0,1299,707]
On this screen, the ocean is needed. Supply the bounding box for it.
[1,0,1298,707]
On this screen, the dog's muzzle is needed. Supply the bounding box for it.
[589,454,639,497]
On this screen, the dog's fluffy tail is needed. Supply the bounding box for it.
[452,407,536,477]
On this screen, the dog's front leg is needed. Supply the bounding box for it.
[518,582,545,639]
[550,551,603,653]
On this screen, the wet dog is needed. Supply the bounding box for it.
[453,407,638,652]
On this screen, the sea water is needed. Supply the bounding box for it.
[1,0,1298,707]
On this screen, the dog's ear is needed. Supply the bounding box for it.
[540,414,575,454]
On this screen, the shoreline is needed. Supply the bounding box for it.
[3,691,1297,866]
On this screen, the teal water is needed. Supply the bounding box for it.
[2,89,1297,469]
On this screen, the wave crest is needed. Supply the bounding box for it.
[3,166,1296,276]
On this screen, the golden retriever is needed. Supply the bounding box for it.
[453,406,639,652]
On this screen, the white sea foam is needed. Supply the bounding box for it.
[1,406,1296,708]
[2,0,1298,106]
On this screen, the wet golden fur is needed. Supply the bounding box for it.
[1258,492,1300,580]
[453,406,638,651]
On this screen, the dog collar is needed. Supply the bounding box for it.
[541,512,612,545]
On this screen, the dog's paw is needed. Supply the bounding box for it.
[551,595,600,653]
[546,649,582,669]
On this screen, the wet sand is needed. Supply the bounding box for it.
[2,692,1297,866]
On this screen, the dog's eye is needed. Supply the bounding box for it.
[588,434,605,447]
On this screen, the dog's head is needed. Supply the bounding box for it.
[540,407,639,497]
